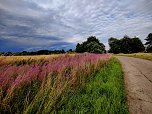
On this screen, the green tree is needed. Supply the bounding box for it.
[131,37,145,53]
[86,41,103,53]
[108,37,121,54]
[145,33,152,52]
[120,35,132,53]
[76,43,83,52]
[76,36,105,53]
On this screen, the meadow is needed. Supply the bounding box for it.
[0,53,128,114]
[116,53,152,61]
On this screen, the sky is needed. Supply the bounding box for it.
[0,0,152,52]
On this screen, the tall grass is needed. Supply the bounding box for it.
[0,53,111,114]
[53,58,128,114]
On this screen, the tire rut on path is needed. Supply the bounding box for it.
[116,56,152,114]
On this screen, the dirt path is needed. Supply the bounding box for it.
[116,56,152,114]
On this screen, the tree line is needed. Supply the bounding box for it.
[108,33,152,53]
[0,49,74,56]
[1,33,152,56]
[75,33,152,54]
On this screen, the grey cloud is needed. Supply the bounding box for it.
[0,0,152,51]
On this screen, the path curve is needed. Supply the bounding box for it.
[116,56,152,114]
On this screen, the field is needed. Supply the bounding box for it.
[116,53,152,61]
[0,53,128,114]
[0,54,65,65]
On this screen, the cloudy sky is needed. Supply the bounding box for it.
[0,0,152,52]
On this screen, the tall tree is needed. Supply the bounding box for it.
[76,43,83,52]
[131,37,145,53]
[145,33,152,52]
[120,35,132,53]
[76,36,105,53]
[108,37,121,54]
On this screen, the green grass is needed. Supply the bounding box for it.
[53,58,129,114]
[116,53,152,61]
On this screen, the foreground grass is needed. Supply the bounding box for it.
[0,54,110,114]
[116,53,152,61]
[53,58,129,114]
